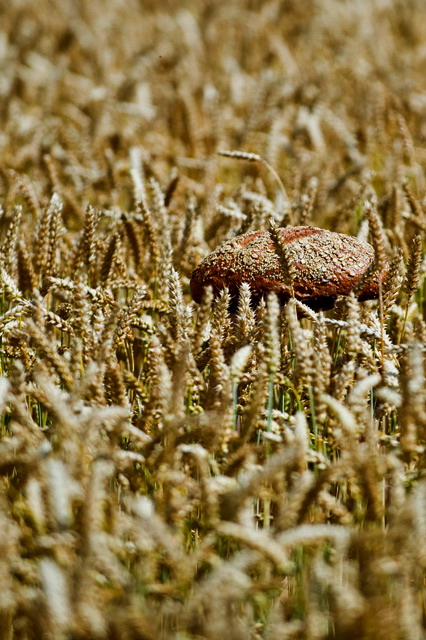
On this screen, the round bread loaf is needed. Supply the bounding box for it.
[190,226,387,310]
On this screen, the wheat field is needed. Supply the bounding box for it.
[1,1,426,638]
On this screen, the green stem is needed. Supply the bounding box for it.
[308,384,318,450]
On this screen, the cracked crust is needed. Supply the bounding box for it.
[190,226,388,309]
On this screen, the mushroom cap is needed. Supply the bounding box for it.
[190,226,387,309]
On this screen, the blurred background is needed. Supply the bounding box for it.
[2,0,426,229]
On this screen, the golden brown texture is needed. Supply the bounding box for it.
[0,1,426,638]
[191,226,387,308]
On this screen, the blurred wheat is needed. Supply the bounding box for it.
[0,1,426,639]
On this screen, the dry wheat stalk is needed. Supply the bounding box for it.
[0,2,425,638]
[268,218,296,296]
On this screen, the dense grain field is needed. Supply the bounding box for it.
[1,1,426,638]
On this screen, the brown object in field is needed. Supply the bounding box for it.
[190,226,388,310]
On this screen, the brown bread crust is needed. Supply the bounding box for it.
[190,226,387,309]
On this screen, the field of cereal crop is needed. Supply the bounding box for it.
[1,1,426,638]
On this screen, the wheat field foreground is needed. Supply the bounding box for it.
[1,1,426,639]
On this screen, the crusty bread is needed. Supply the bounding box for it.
[190,226,387,310]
